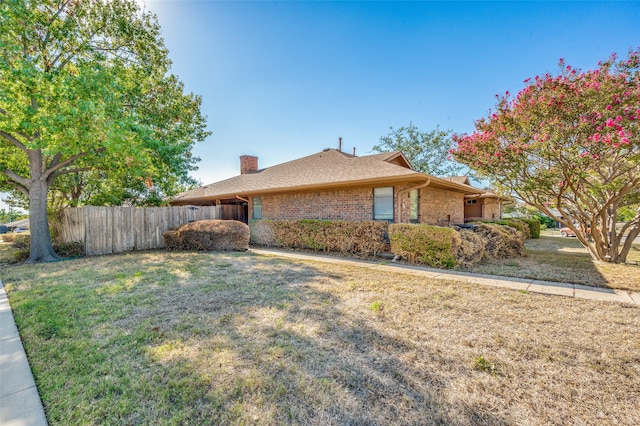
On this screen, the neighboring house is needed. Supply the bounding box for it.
[171,149,507,225]
[443,177,512,221]
[3,218,30,232]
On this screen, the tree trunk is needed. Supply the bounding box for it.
[618,225,640,263]
[26,160,59,263]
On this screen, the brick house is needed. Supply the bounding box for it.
[170,149,507,224]
[443,176,510,221]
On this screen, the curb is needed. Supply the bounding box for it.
[0,278,48,426]
[250,248,640,307]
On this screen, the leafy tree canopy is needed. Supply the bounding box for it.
[452,50,640,263]
[373,123,465,177]
[0,0,210,262]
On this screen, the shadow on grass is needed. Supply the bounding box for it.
[4,250,508,425]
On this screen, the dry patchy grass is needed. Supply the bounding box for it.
[0,241,19,264]
[463,235,640,292]
[3,250,640,425]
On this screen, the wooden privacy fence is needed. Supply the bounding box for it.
[59,205,245,256]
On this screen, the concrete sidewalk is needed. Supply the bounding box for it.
[0,279,48,426]
[251,248,640,306]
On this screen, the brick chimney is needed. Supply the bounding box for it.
[240,155,258,174]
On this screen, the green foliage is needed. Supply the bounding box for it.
[373,123,464,176]
[0,208,24,223]
[520,218,541,238]
[1,0,209,261]
[250,220,389,255]
[618,206,638,223]
[533,214,556,230]
[389,224,457,268]
[370,301,383,313]
[474,355,498,375]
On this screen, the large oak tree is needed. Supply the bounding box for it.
[453,50,640,263]
[0,0,209,262]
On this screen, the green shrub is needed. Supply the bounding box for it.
[520,218,541,238]
[533,214,556,230]
[389,224,457,268]
[250,220,389,255]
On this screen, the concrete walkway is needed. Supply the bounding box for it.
[251,248,640,306]
[0,279,48,426]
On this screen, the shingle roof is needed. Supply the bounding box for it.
[172,149,481,204]
[444,176,471,185]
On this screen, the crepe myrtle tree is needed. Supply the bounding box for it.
[452,50,640,263]
[0,0,209,263]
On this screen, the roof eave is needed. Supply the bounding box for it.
[171,172,483,204]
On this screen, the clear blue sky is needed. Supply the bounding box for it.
[140,0,639,185]
[2,0,639,211]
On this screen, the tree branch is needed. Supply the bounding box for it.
[47,152,62,170]
[3,169,30,193]
[49,167,92,182]
[43,151,89,179]
[0,130,28,152]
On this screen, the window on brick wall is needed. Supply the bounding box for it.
[410,189,419,223]
[373,187,394,221]
[252,197,262,219]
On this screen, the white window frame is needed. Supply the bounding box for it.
[373,187,394,221]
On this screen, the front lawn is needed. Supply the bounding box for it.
[3,251,639,425]
[463,234,640,292]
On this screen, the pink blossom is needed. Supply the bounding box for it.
[606,105,612,110]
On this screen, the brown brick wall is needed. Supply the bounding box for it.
[260,188,375,221]
[482,200,501,220]
[418,187,464,225]
[251,185,465,224]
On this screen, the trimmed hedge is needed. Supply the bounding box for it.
[473,218,541,239]
[389,224,457,268]
[452,230,485,267]
[474,223,525,258]
[164,220,250,251]
[252,220,526,268]
[250,220,388,255]
[390,223,525,268]
[520,218,541,238]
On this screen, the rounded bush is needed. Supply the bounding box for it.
[164,220,250,251]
